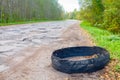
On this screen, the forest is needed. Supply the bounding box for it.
[69,0,120,33]
[79,0,120,33]
[0,0,64,23]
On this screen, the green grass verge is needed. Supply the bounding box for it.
[80,21,120,59]
[0,19,62,26]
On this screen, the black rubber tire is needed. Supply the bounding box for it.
[51,46,110,74]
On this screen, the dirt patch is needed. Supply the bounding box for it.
[100,59,120,80]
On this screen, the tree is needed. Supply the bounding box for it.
[79,0,104,25]
[102,0,120,32]
[0,0,64,24]
[78,0,120,33]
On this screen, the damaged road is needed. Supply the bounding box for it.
[0,20,105,80]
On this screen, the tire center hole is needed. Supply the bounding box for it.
[62,54,98,61]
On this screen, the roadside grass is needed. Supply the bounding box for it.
[80,21,120,72]
[0,19,62,26]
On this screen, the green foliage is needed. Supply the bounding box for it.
[0,0,64,24]
[79,0,104,24]
[80,21,120,59]
[91,0,104,24]
[102,0,120,33]
[78,0,120,33]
